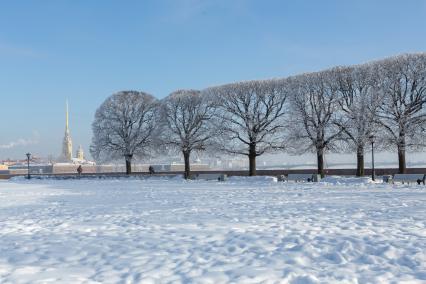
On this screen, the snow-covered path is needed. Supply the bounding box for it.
[0,177,425,283]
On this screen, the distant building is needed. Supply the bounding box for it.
[0,164,9,171]
[58,101,88,164]
[150,163,210,172]
[76,145,84,160]
[62,100,73,161]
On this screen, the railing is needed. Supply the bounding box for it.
[1,168,426,180]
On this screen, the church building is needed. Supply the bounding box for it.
[62,100,73,161]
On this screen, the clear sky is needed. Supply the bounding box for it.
[1,0,426,160]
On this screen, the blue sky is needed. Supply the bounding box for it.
[1,0,426,160]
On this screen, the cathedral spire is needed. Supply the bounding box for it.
[62,99,73,161]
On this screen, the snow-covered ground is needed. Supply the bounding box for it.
[0,177,425,283]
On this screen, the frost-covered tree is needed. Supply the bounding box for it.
[335,64,381,176]
[289,70,344,177]
[376,53,426,173]
[90,91,158,174]
[159,90,217,179]
[205,79,289,176]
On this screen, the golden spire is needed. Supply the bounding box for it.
[62,99,73,161]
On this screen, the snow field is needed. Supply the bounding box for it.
[0,177,425,283]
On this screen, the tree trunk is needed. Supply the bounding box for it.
[183,150,191,179]
[248,143,256,176]
[356,145,364,177]
[125,154,132,175]
[397,144,406,174]
[317,147,325,178]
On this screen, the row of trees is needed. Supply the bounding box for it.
[90,53,426,178]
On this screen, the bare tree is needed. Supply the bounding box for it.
[376,53,426,173]
[335,64,381,176]
[159,89,217,179]
[90,91,158,174]
[205,79,289,176]
[289,70,344,177]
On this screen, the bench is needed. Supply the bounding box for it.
[392,174,425,185]
[194,173,227,181]
[382,175,392,183]
[284,174,321,182]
